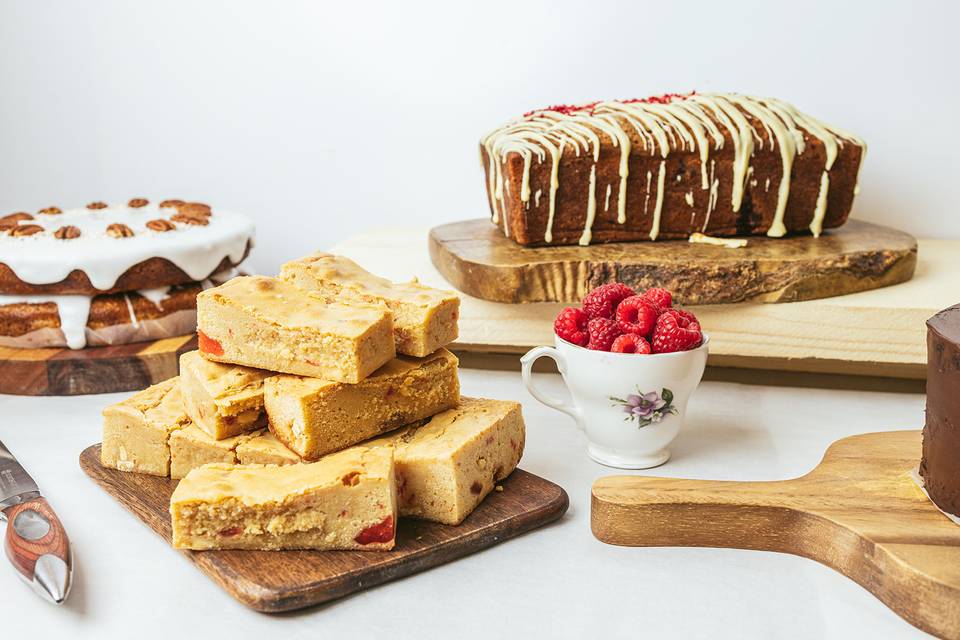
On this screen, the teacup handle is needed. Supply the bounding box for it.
[520,346,584,429]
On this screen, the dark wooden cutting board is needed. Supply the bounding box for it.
[591,430,960,640]
[80,444,568,612]
[0,334,195,396]
[428,218,917,304]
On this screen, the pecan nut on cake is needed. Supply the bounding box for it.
[0,198,254,349]
[480,92,865,246]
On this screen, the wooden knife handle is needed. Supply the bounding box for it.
[3,497,70,582]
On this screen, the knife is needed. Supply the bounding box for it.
[0,439,72,604]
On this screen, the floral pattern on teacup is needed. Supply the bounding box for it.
[610,387,678,428]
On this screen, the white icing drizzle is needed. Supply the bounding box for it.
[604,184,612,212]
[0,203,254,289]
[764,177,771,192]
[0,265,241,350]
[702,160,718,232]
[481,93,862,244]
[689,233,748,248]
[137,285,171,309]
[534,189,542,207]
[685,191,694,207]
[123,294,140,328]
[643,170,652,216]
[579,164,599,245]
[649,161,666,240]
[723,95,795,237]
[0,294,92,349]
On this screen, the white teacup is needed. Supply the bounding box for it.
[521,334,709,469]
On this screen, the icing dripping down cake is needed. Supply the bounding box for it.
[0,198,254,349]
[480,92,865,246]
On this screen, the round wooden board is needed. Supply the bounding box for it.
[428,219,918,304]
[0,334,196,396]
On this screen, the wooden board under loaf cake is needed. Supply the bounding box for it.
[169,447,397,551]
[263,349,460,460]
[279,252,459,357]
[196,275,395,382]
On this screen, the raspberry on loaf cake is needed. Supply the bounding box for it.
[481,93,865,246]
[0,198,254,349]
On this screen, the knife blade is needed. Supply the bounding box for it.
[0,439,72,604]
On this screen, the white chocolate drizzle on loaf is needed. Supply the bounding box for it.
[481,93,865,245]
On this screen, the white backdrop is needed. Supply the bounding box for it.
[1,0,957,275]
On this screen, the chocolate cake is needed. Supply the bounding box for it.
[0,198,254,349]
[920,304,960,516]
[480,92,865,246]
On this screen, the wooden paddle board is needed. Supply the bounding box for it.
[591,430,960,639]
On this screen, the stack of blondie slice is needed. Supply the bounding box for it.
[100,253,526,553]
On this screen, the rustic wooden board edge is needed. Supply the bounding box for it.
[0,334,195,396]
[429,219,918,305]
[453,350,925,394]
[589,430,960,640]
[451,347,927,392]
[79,444,570,613]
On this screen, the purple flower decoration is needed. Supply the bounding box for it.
[610,387,678,428]
[623,392,667,419]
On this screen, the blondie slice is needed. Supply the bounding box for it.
[170,447,397,551]
[169,425,264,479]
[240,397,525,525]
[196,275,395,382]
[265,348,460,460]
[280,253,459,357]
[236,431,301,466]
[371,397,525,525]
[179,350,270,439]
[101,377,192,476]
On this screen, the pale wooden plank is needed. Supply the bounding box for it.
[331,223,960,378]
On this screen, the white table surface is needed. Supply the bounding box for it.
[0,369,931,639]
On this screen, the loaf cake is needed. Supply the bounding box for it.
[920,304,960,516]
[480,92,865,246]
[0,198,254,348]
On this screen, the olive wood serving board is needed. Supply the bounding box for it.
[80,444,568,613]
[0,334,195,396]
[333,226,960,381]
[428,218,917,305]
[591,430,960,640]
